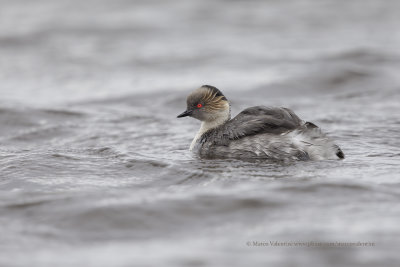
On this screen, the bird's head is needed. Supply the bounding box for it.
[177,85,230,122]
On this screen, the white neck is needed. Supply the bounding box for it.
[190,108,230,151]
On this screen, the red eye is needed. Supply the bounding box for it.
[197,103,202,108]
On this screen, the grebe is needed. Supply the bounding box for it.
[177,85,344,161]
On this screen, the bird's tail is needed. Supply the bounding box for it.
[289,122,344,160]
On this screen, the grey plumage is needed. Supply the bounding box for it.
[222,106,303,138]
[178,86,344,161]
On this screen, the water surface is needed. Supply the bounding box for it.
[1,0,400,266]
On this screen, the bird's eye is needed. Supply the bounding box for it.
[197,103,203,108]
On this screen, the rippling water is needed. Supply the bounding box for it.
[1,0,400,266]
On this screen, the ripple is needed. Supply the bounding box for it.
[325,48,399,63]
[279,182,371,193]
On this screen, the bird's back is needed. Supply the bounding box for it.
[196,106,344,161]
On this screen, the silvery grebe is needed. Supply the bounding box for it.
[177,85,344,161]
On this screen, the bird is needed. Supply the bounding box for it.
[177,85,344,161]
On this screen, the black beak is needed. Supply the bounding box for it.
[177,110,192,118]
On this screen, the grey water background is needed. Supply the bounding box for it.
[0,0,400,266]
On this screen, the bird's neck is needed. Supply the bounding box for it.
[190,109,231,151]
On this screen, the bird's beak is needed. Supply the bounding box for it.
[177,110,192,118]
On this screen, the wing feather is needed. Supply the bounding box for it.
[225,106,303,138]
[200,106,305,146]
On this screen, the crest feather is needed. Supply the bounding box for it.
[200,86,228,111]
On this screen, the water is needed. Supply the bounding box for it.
[1,0,400,266]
